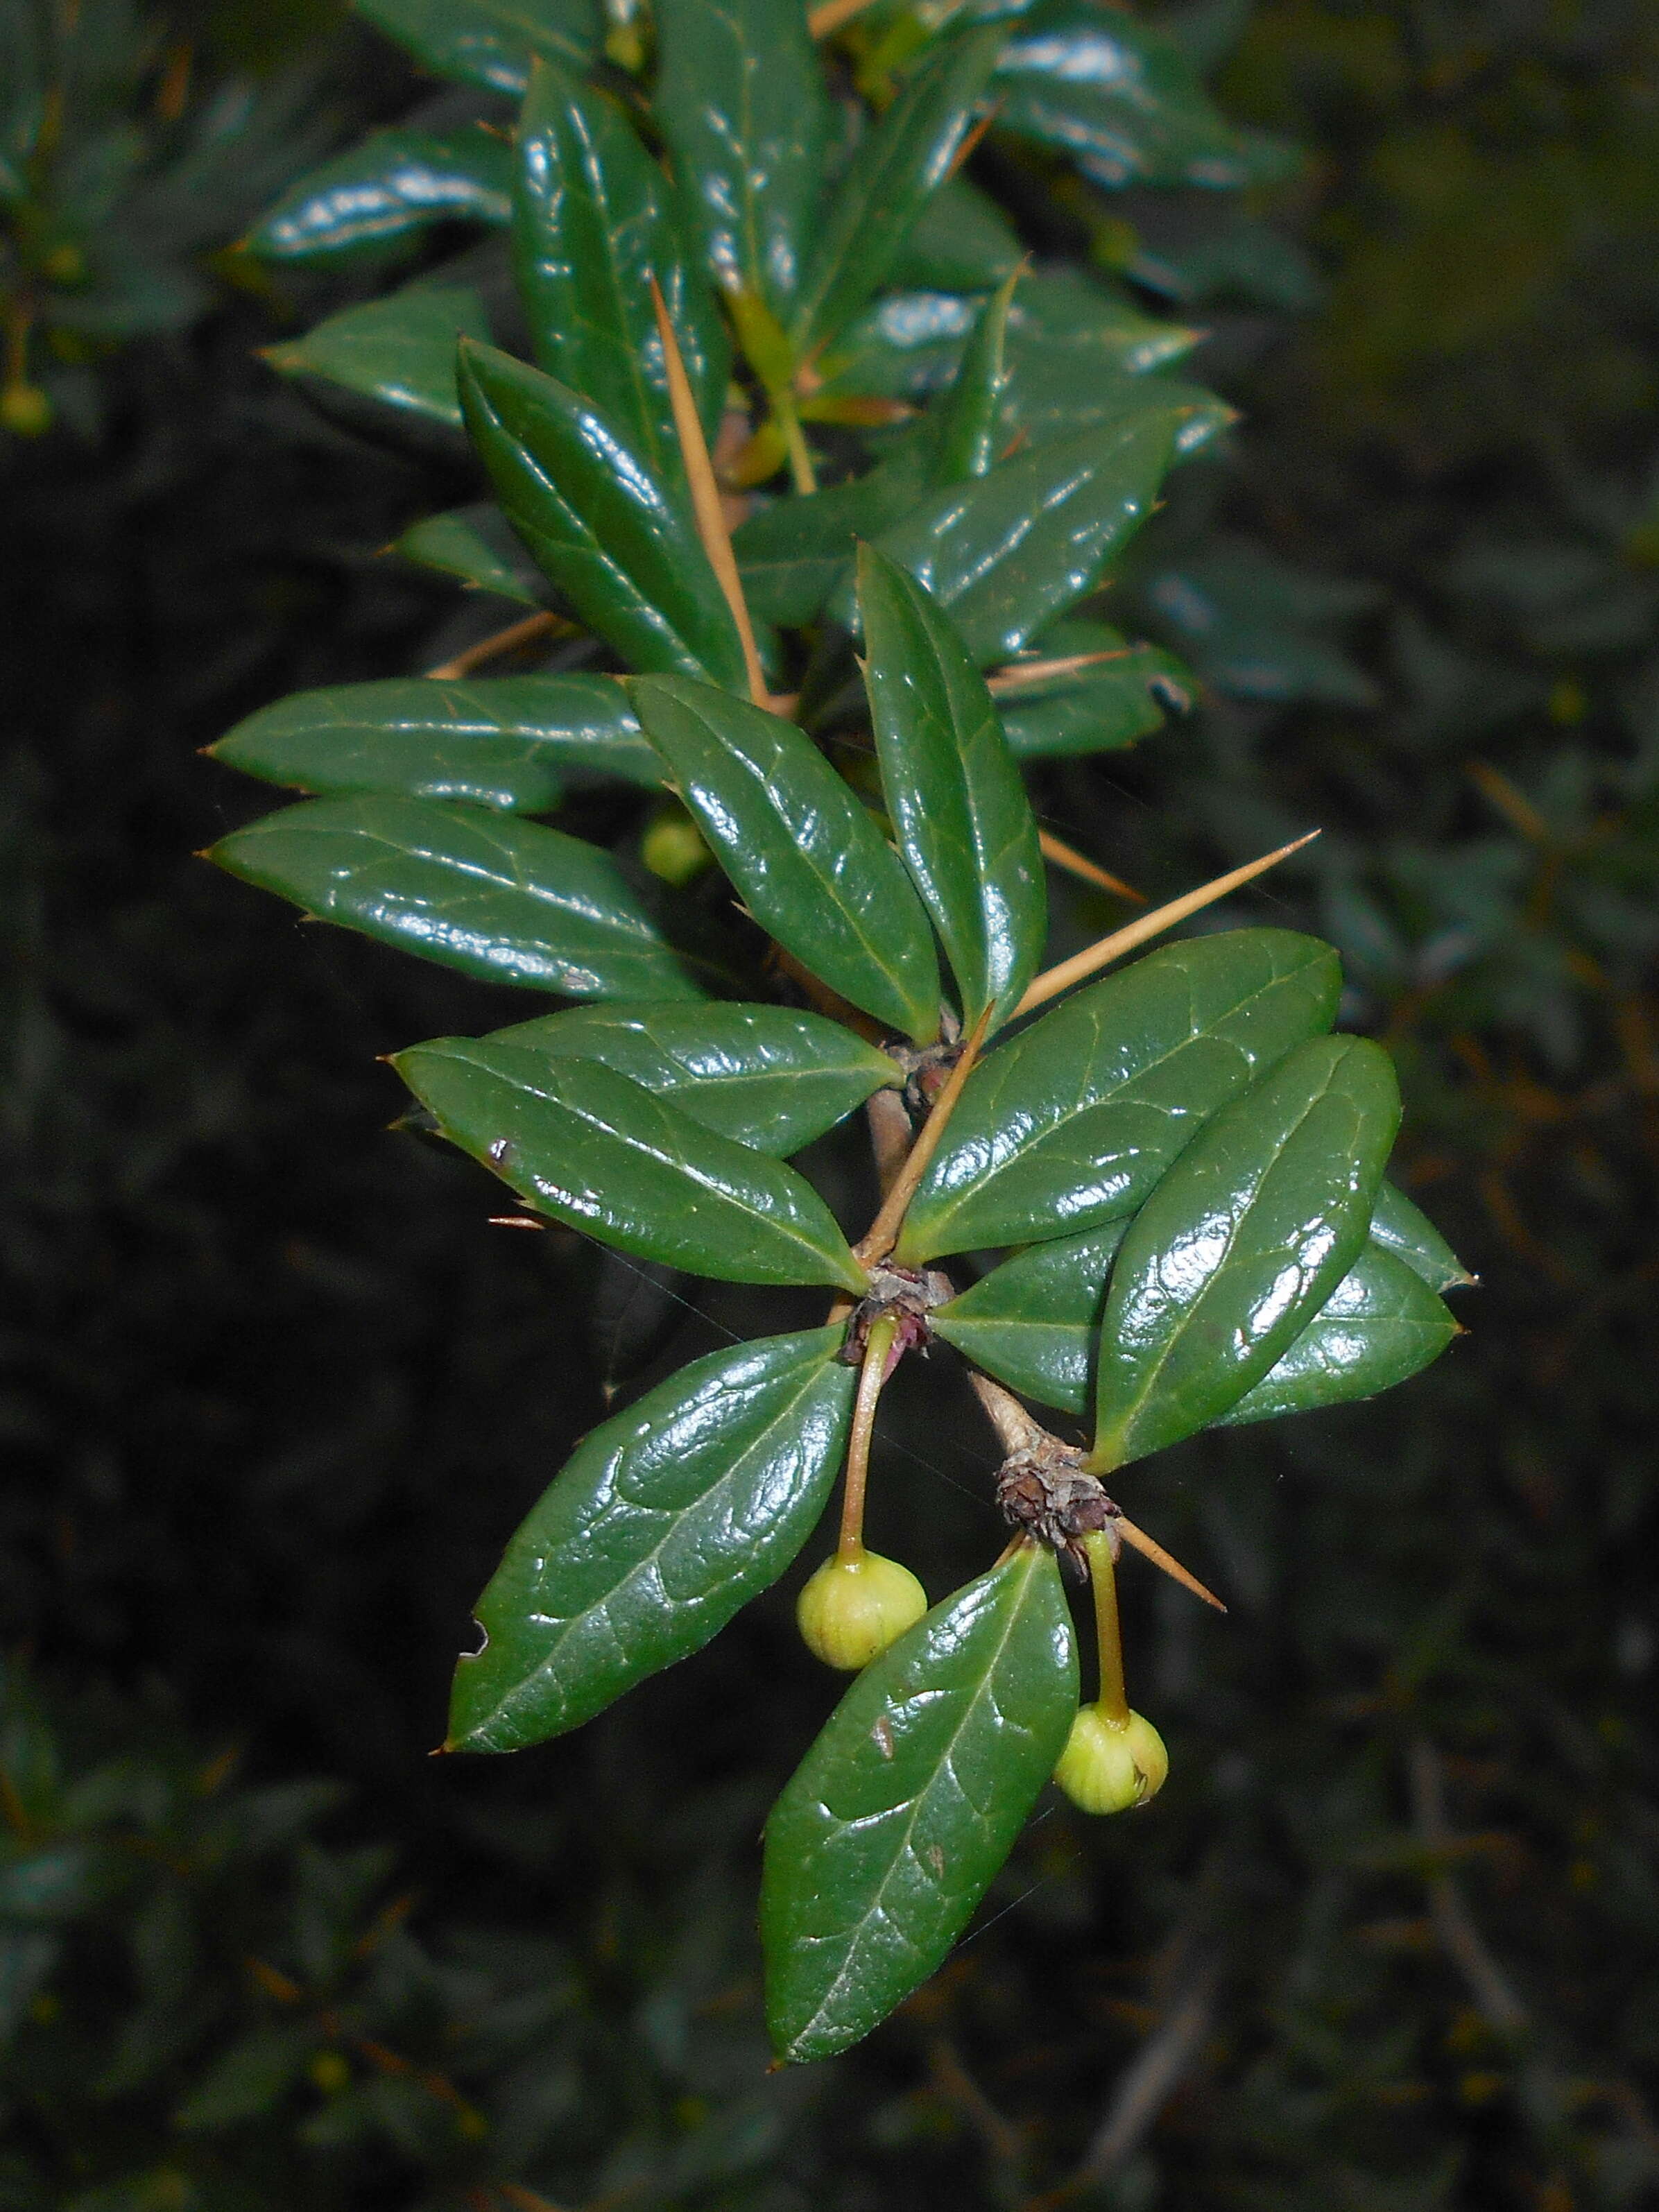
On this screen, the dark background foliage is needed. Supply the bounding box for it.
[3,0,1657,2204]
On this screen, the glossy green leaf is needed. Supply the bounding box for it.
[933,1220,1129,1418]
[210,794,716,999]
[792,24,1005,355]
[893,175,1023,293]
[1369,1181,1475,1294]
[868,404,1189,665]
[858,547,1045,1029]
[1090,1034,1401,1470]
[761,1543,1076,2066]
[513,60,727,495]
[993,0,1252,189]
[995,619,1198,758]
[211,674,657,809]
[244,130,512,260]
[457,339,747,687]
[266,286,488,430]
[486,1001,900,1152]
[395,1036,867,1288]
[354,0,599,94]
[1213,1244,1459,1429]
[630,676,941,1044]
[449,1329,855,1751]
[932,272,1016,486]
[654,0,830,324]
[393,502,556,608]
[732,430,938,628]
[897,928,1341,1262]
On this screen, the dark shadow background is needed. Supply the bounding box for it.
[3,1,1657,2206]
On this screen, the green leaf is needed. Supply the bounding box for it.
[897,929,1341,1262]
[933,1219,1128,1417]
[792,24,1006,356]
[211,674,658,809]
[457,339,747,687]
[761,1543,1076,2065]
[1369,1181,1475,1294]
[244,130,512,259]
[210,794,716,999]
[175,2025,316,2131]
[931,272,1016,486]
[354,0,599,94]
[630,675,941,1045]
[1091,1034,1401,1469]
[393,502,558,607]
[266,286,489,429]
[732,434,938,626]
[449,1330,855,1751]
[893,175,1023,293]
[868,404,1189,665]
[995,620,1197,759]
[513,60,728,495]
[993,0,1252,188]
[396,1037,867,1287]
[858,546,1045,1029]
[654,0,830,325]
[1213,1244,1459,1429]
[486,1002,900,1153]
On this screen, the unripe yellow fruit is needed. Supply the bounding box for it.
[1054,1704,1168,1814]
[1,384,52,438]
[642,807,710,886]
[796,1550,927,1671]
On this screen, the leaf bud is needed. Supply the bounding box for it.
[797,1550,927,1671]
[1053,1704,1168,1814]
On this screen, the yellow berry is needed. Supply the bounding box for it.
[641,807,710,886]
[1054,1704,1168,1814]
[309,2050,351,2094]
[1,384,52,438]
[796,1550,927,1671]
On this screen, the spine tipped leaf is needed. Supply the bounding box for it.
[513,61,728,495]
[653,0,830,324]
[931,273,1018,488]
[791,24,1006,357]
[761,1544,1077,2064]
[354,0,600,95]
[485,1002,900,1154]
[1212,1243,1460,1428]
[395,1035,869,1289]
[209,796,716,1000]
[630,676,942,1045]
[266,287,490,431]
[1090,1034,1402,1470]
[210,674,657,811]
[450,1329,856,1751]
[857,547,1045,1031]
[867,406,1191,666]
[897,929,1341,1263]
[393,503,561,608]
[245,130,513,260]
[1369,1180,1475,1294]
[457,339,747,687]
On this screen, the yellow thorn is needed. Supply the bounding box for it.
[1115,1515,1228,1612]
[423,611,567,681]
[1036,829,1144,904]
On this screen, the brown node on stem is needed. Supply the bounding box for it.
[995,1434,1120,1576]
[839,1262,953,1370]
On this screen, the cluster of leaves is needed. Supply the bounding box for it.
[198,0,1472,2063]
[0,0,343,438]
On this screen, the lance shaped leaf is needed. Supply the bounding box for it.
[266,286,488,431]
[894,175,1022,294]
[395,1036,868,1289]
[1090,1034,1401,1470]
[355,0,599,95]
[210,795,714,1000]
[457,339,747,688]
[732,424,940,629]
[791,23,1006,357]
[449,1329,855,1752]
[513,60,727,495]
[897,929,1341,1263]
[394,503,557,607]
[1369,1181,1475,1294]
[868,405,1189,665]
[762,1543,1076,2066]
[631,676,941,1045]
[1212,1244,1459,1429]
[211,675,656,809]
[245,130,513,260]
[858,547,1045,1031]
[931,271,1017,487]
[487,1002,900,1154]
[654,0,830,324]
[995,619,1197,759]
[932,1219,1130,1418]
